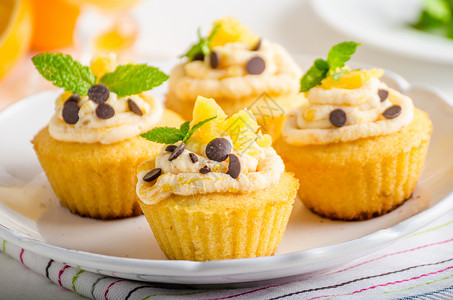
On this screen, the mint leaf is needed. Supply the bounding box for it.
[140,127,184,144]
[100,64,169,97]
[300,64,328,92]
[424,0,451,22]
[183,116,217,142]
[32,53,97,95]
[327,41,361,70]
[314,59,329,70]
[141,117,217,144]
[411,0,453,40]
[181,24,220,60]
[179,121,190,136]
[299,41,361,92]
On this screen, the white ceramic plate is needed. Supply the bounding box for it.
[311,0,453,65]
[0,65,453,286]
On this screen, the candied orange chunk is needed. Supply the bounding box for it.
[209,16,259,48]
[320,68,384,90]
[190,96,227,143]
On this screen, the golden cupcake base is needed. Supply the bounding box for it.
[139,172,298,261]
[32,109,183,219]
[274,108,432,221]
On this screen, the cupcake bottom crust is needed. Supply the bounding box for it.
[165,92,305,139]
[274,108,432,221]
[32,109,183,219]
[139,172,299,261]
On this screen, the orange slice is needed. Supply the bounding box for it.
[0,0,32,80]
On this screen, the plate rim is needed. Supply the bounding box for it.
[1,68,453,284]
[310,0,453,65]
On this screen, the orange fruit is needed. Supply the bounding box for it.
[209,16,259,48]
[190,96,227,144]
[66,0,141,12]
[320,68,384,90]
[224,109,259,151]
[30,0,80,51]
[0,0,32,80]
[90,53,117,78]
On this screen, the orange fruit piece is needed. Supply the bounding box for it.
[224,109,259,152]
[0,0,32,80]
[320,68,384,90]
[90,53,117,79]
[209,16,259,48]
[190,96,227,144]
[30,0,80,51]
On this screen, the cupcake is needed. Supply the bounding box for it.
[166,16,305,138]
[32,53,183,219]
[274,42,432,221]
[137,96,299,261]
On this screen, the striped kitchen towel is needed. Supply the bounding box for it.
[2,209,453,300]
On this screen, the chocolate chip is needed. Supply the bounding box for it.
[128,99,143,116]
[210,51,220,69]
[88,84,110,103]
[143,168,162,182]
[62,101,80,124]
[329,109,347,127]
[193,52,205,61]
[95,103,115,119]
[378,89,389,102]
[165,145,177,152]
[65,94,80,104]
[246,56,265,75]
[226,154,241,179]
[382,105,402,119]
[199,165,211,174]
[168,143,185,161]
[205,138,232,162]
[252,38,262,51]
[189,153,198,163]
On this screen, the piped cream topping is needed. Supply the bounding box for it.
[282,77,414,145]
[136,146,284,205]
[49,92,163,144]
[168,39,301,101]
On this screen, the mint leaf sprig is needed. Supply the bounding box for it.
[99,64,169,97]
[32,53,97,96]
[140,116,217,144]
[180,24,220,61]
[299,41,361,92]
[32,53,169,97]
[411,0,453,39]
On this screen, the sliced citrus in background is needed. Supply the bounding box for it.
[30,0,80,51]
[94,15,138,53]
[66,0,142,12]
[0,0,32,81]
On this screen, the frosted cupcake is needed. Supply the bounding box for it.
[137,96,299,261]
[32,53,183,219]
[166,16,305,138]
[274,42,432,220]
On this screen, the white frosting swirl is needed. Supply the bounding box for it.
[282,78,414,145]
[168,39,301,101]
[49,92,163,144]
[136,146,285,205]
